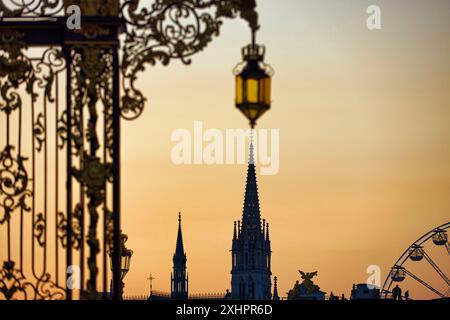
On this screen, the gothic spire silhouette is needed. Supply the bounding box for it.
[171,211,188,299]
[231,139,272,300]
[273,276,280,300]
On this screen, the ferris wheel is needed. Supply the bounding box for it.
[382,222,450,299]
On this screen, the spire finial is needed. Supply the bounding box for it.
[174,210,185,259]
[249,129,255,165]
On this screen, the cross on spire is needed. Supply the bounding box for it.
[147,273,155,294]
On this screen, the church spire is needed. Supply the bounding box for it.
[172,210,188,299]
[231,137,272,300]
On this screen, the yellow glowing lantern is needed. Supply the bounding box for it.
[234,43,273,128]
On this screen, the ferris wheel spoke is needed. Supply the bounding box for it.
[404,269,445,298]
[445,287,450,297]
[445,242,450,255]
[422,250,450,287]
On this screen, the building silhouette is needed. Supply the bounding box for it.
[171,212,189,300]
[149,211,228,300]
[231,142,272,300]
[150,143,277,300]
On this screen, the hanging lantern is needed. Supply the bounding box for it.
[234,41,273,128]
[109,233,133,280]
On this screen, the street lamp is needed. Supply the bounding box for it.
[234,32,274,128]
[109,233,133,298]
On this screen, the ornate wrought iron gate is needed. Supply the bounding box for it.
[0,0,258,300]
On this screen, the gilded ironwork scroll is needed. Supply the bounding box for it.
[120,0,259,120]
[0,29,66,300]
[0,0,65,17]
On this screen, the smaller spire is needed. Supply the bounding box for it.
[172,210,188,300]
[266,223,270,241]
[262,219,266,238]
[233,221,237,240]
[273,276,280,300]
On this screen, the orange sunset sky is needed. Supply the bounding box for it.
[118,0,450,299]
[3,0,447,300]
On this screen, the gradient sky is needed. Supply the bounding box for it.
[2,0,450,302]
[118,0,449,299]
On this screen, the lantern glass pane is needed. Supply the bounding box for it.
[264,77,271,105]
[121,256,126,271]
[126,255,130,271]
[246,79,259,103]
[259,78,264,103]
[236,76,243,104]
